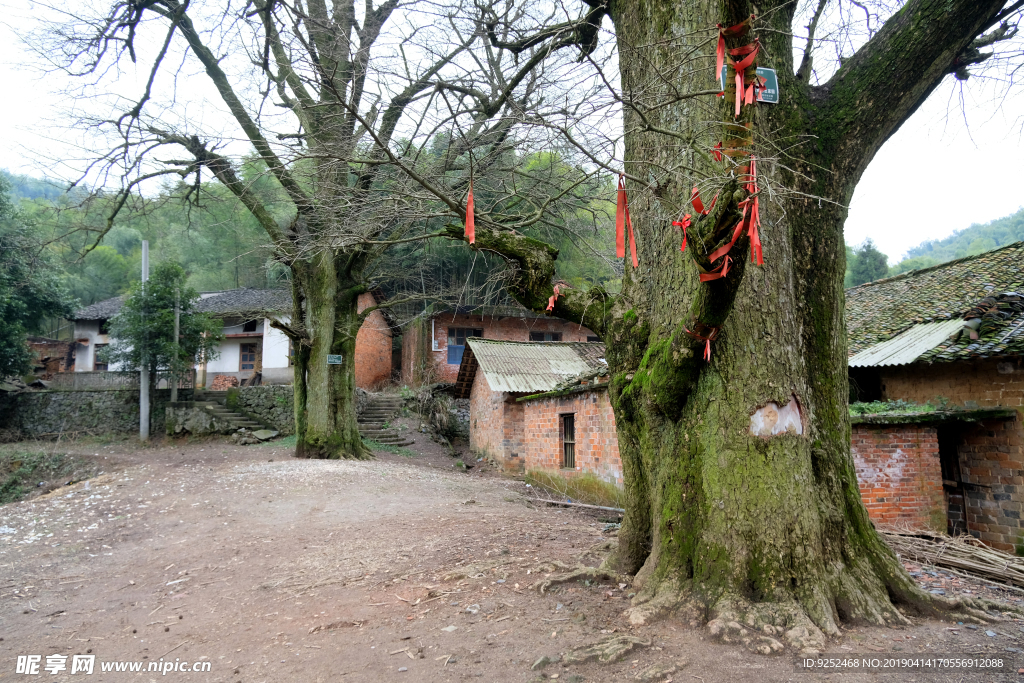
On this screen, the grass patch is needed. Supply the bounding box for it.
[1,450,99,505]
[525,469,625,509]
[849,399,942,416]
[363,439,414,457]
[257,434,297,449]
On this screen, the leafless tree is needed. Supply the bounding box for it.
[29,0,609,458]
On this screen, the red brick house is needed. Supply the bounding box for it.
[401,306,599,386]
[846,242,1024,550]
[453,339,621,483]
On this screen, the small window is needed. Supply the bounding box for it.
[529,331,562,342]
[242,319,258,333]
[98,319,111,335]
[561,414,576,469]
[587,336,601,342]
[447,327,483,364]
[93,343,109,371]
[240,343,258,371]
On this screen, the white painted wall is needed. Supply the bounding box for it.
[207,339,243,372]
[262,316,290,369]
[73,320,102,371]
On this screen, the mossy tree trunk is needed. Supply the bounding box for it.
[465,0,1013,650]
[286,251,370,460]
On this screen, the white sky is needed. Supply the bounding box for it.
[0,2,1021,264]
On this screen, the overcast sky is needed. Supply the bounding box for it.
[0,3,1021,264]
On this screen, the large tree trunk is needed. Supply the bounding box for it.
[592,0,1008,651]
[291,256,369,460]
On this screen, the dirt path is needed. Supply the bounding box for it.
[3,434,1024,682]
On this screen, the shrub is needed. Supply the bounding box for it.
[525,469,625,510]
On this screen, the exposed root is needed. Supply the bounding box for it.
[636,660,686,681]
[562,635,652,665]
[441,560,510,582]
[530,561,628,593]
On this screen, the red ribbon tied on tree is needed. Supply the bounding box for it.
[743,154,762,265]
[546,284,561,312]
[690,187,718,216]
[672,214,692,252]
[712,142,723,162]
[615,174,639,268]
[464,180,475,245]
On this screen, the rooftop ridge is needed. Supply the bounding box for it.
[845,240,1024,293]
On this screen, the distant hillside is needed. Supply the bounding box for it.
[0,169,66,203]
[889,207,1024,275]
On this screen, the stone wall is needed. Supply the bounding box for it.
[851,424,945,531]
[0,389,192,439]
[165,404,240,436]
[231,385,295,435]
[956,417,1024,552]
[521,387,622,485]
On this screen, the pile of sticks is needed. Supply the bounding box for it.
[882,527,1024,588]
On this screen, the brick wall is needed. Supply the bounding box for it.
[522,388,622,485]
[851,424,945,531]
[879,359,1024,550]
[468,373,526,472]
[354,292,392,390]
[403,313,597,385]
[881,359,1024,408]
[957,418,1024,552]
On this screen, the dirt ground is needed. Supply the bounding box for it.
[3,415,1024,682]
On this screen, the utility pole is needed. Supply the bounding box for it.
[171,287,180,402]
[140,240,150,442]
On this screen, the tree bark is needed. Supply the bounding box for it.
[291,255,369,460]
[455,0,1013,652]
[587,0,1011,650]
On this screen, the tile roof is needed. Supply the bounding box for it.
[74,288,291,320]
[73,296,126,320]
[846,242,1024,363]
[455,339,606,396]
[195,289,291,316]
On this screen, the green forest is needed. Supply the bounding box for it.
[8,165,1021,316]
[845,206,1024,286]
[2,166,620,332]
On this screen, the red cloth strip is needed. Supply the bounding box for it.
[684,323,720,362]
[672,214,691,252]
[690,187,718,215]
[546,284,561,312]
[699,255,732,282]
[708,205,747,263]
[712,141,723,162]
[730,40,759,71]
[464,180,475,244]
[615,175,639,268]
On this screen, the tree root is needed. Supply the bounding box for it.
[530,561,628,593]
[562,635,652,665]
[441,560,511,582]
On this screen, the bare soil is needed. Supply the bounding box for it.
[3,421,1024,682]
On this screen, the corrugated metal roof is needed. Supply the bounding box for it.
[466,338,606,393]
[848,319,965,367]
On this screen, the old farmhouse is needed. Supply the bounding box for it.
[846,242,1024,550]
[453,338,622,483]
[402,305,600,386]
[71,288,394,390]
